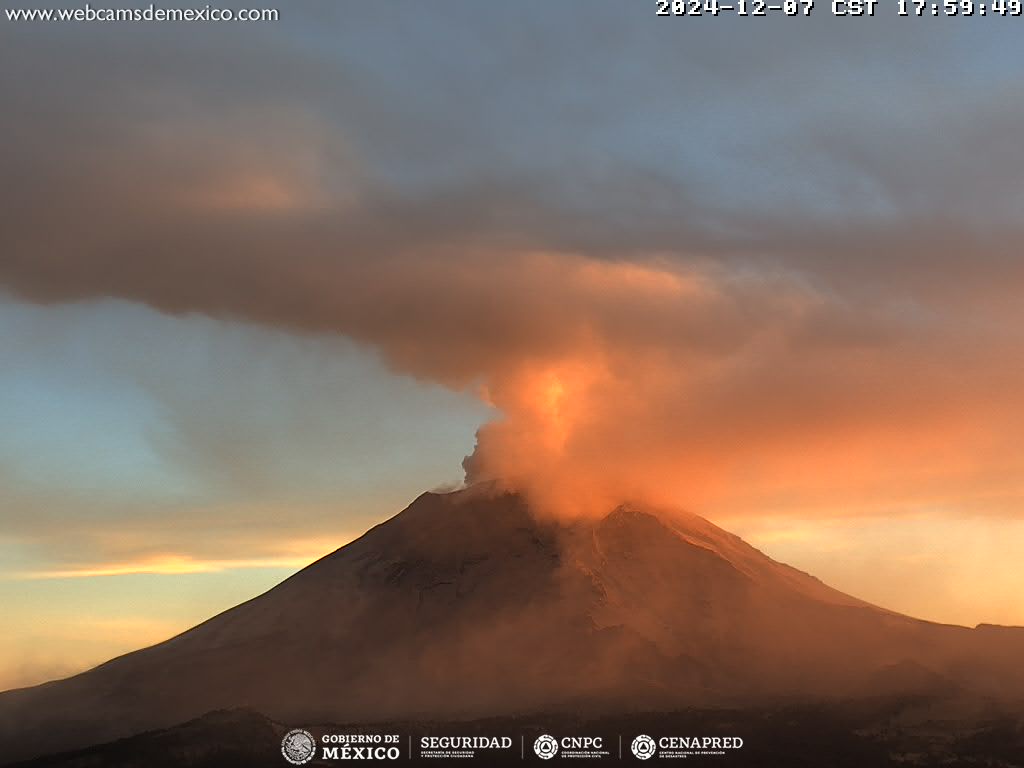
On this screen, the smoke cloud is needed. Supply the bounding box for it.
[4,5,1024,520]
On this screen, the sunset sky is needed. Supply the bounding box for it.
[3,3,1024,691]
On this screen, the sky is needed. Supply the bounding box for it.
[3,2,1024,690]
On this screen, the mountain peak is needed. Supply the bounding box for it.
[2,486,1024,764]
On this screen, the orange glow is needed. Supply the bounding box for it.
[17,545,342,580]
[443,253,1024,524]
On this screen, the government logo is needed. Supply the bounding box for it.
[281,729,316,765]
[534,733,559,760]
[631,734,657,760]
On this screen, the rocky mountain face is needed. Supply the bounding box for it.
[2,486,1022,764]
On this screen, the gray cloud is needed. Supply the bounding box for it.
[2,3,1024,523]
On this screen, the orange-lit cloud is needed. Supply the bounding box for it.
[4,66,1024,527]
[17,553,326,580]
[446,254,1024,520]
[6,232,1024,522]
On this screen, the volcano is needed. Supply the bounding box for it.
[2,486,1023,764]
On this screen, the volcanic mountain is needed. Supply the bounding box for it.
[2,486,1023,764]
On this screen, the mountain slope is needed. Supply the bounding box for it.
[1,486,1022,764]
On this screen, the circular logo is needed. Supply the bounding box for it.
[281,729,316,765]
[534,734,559,760]
[631,734,656,760]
